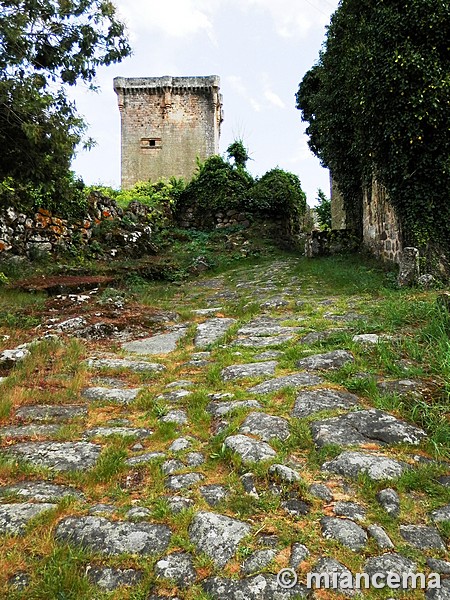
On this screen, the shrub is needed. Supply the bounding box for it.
[178,154,254,217]
[248,168,307,219]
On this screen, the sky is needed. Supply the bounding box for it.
[70,0,340,205]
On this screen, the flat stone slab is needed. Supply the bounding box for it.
[334,501,366,522]
[121,327,188,355]
[376,488,400,517]
[55,516,171,555]
[6,441,102,471]
[200,484,229,506]
[296,350,354,371]
[125,452,165,466]
[241,549,277,575]
[0,347,30,371]
[15,404,87,422]
[430,504,450,523]
[0,502,57,534]
[237,318,302,337]
[248,372,323,395]
[367,524,394,549]
[155,551,197,588]
[426,578,450,600]
[233,335,294,348]
[221,361,277,382]
[400,524,446,550]
[87,566,143,591]
[377,378,424,397]
[311,409,426,448]
[84,427,152,439]
[86,357,165,373]
[0,424,62,438]
[311,558,354,598]
[364,553,417,589]
[224,434,276,464]
[207,399,262,418]
[321,516,368,551]
[269,464,301,483]
[292,388,360,419]
[189,511,251,568]
[164,495,195,514]
[239,412,290,442]
[0,481,84,502]
[299,331,337,344]
[157,389,192,402]
[195,318,236,347]
[82,387,141,404]
[159,410,188,425]
[165,473,204,491]
[203,575,309,599]
[322,451,408,480]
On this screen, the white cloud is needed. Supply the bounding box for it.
[288,134,313,164]
[242,0,331,38]
[264,90,286,109]
[116,0,217,42]
[226,75,262,112]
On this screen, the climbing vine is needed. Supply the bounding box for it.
[296,0,450,261]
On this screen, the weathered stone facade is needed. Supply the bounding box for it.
[114,76,223,188]
[363,179,401,264]
[330,177,402,264]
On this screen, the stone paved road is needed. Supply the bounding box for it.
[0,257,448,598]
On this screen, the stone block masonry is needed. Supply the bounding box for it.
[114,76,223,188]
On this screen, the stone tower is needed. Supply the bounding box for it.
[113,75,223,188]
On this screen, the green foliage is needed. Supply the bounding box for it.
[315,188,331,229]
[296,0,450,258]
[179,153,254,220]
[248,168,307,218]
[0,172,87,221]
[0,0,131,212]
[226,139,250,168]
[88,178,185,230]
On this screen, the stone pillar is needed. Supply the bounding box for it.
[397,247,419,287]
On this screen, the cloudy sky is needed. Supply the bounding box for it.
[70,0,340,205]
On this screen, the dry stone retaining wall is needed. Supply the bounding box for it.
[0,193,153,260]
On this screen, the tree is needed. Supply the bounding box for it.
[226,139,250,169]
[0,0,131,211]
[315,188,331,229]
[296,0,450,256]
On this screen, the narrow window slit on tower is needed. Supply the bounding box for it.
[140,137,161,149]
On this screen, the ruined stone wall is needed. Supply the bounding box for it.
[0,194,154,260]
[363,179,402,264]
[114,76,223,188]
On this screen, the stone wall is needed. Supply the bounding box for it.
[114,76,223,188]
[362,179,402,264]
[0,193,154,260]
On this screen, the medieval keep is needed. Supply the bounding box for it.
[113,75,223,189]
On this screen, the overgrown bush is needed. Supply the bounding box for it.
[178,154,254,217]
[248,168,307,218]
[0,173,87,221]
[88,178,185,230]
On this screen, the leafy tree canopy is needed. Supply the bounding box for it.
[0,0,131,212]
[0,0,131,85]
[296,0,450,254]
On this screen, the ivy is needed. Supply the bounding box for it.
[296,0,450,261]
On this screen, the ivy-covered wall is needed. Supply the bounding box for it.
[362,180,401,264]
